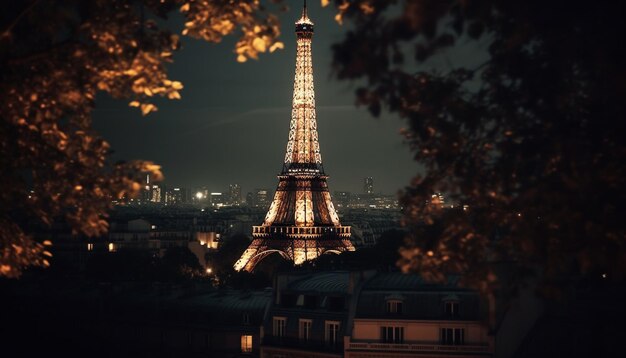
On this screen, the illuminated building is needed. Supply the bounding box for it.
[163,187,190,205]
[334,191,351,208]
[245,189,269,208]
[150,184,162,203]
[246,192,254,207]
[210,192,225,208]
[229,183,242,205]
[141,174,151,203]
[364,177,374,194]
[234,2,355,271]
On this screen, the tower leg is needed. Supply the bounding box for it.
[234,239,293,272]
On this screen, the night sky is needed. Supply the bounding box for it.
[93,4,420,196]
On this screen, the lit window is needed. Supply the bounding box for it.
[87,243,93,251]
[108,243,116,252]
[381,326,404,344]
[440,328,464,345]
[386,300,403,314]
[273,317,286,337]
[325,321,340,346]
[240,335,252,353]
[299,319,312,342]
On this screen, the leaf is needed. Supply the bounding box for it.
[140,103,157,115]
[252,37,266,52]
[269,42,284,53]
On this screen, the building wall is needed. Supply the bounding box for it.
[352,319,488,344]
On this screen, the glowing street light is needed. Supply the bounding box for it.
[196,192,204,200]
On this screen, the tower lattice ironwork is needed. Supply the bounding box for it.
[234,1,355,272]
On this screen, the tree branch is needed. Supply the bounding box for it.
[1,0,42,38]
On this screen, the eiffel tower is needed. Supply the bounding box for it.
[234,1,355,272]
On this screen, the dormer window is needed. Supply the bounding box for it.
[442,294,460,318]
[445,301,459,317]
[386,300,403,314]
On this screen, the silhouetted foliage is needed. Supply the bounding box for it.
[330,0,626,297]
[306,229,407,270]
[1,0,283,277]
[85,249,155,281]
[155,246,204,281]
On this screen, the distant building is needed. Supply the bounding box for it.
[193,187,209,203]
[349,193,398,210]
[253,188,270,209]
[141,174,152,203]
[333,191,351,208]
[364,177,374,194]
[210,192,225,208]
[150,184,162,203]
[163,187,191,205]
[229,184,242,206]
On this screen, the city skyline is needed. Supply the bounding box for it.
[92,3,418,194]
[148,175,391,199]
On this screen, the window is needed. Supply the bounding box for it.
[240,335,252,353]
[440,328,464,345]
[325,321,340,346]
[381,326,404,344]
[445,301,459,318]
[87,243,93,251]
[242,313,250,325]
[299,319,312,342]
[273,317,286,337]
[386,300,403,314]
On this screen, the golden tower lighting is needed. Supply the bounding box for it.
[234,1,355,272]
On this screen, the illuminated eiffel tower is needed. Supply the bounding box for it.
[234,1,355,272]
